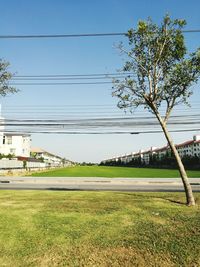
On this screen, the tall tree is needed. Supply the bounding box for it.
[0,59,18,96]
[113,15,200,206]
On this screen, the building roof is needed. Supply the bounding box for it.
[175,139,200,148]
[31,147,62,159]
[176,140,193,148]
[31,147,46,153]
[153,145,168,152]
[4,132,31,137]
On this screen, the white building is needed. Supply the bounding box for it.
[176,135,200,158]
[31,147,64,167]
[0,133,31,157]
[101,135,200,165]
[0,106,31,157]
[0,105,5,150]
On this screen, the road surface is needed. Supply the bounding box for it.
[0,177,200,192]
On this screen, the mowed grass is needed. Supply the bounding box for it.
[0,191,199,267]
[31,165,200,178]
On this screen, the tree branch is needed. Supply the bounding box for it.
[117,45,149,75]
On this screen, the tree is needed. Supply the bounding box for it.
[112,15,200,206]
[0,59,18,96]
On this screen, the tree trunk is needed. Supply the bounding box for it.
[155,113,195,206]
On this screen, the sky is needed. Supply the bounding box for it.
[0,0,200,162]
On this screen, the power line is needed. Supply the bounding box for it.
[11,76,128,81]
[1,115,199,131]
[10,72,132,85]
[13,72,132,78]
[2,104,200,109]
[0,32,126,39]
[183,29,200,33]
[2,102,200,107]
[2,105,200,121]
[2,113,200,120]
[9,81,113,85]
[2,108,200,113]
[1,128,200,134]
[0,29,200,39]
[2,104,117,107]
[2,121,200,127]
[0,114,200,122]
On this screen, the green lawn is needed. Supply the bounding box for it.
[31,165,200,178]
[0,191,199,266]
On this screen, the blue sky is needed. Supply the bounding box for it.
[0,0,200,162]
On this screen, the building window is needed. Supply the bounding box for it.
[10,148,16,154]
[7,136,12,145]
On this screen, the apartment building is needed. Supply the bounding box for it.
[101,135,200,165]
[176,135,200,158]
[31,147,68,167]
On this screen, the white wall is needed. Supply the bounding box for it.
[0,114,5,148]
[0,159,46,169]
[0,135,31,157]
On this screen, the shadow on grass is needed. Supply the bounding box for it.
[159,195,200,206]
[162,198,186,205]
[115,192,187,206]
[46,189,199,206]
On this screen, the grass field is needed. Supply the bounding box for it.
[31,165,200,178]
[0,190,199,266]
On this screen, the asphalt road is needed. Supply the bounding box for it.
[0,177,200,192]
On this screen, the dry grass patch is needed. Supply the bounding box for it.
[26,246,176,267]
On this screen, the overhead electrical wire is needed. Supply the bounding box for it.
[1,122,200,127]
[1,116,199,131]
[9,81,113,85]
[2,108,200,115]
[0,29,200,39]
[2,114,200,121]
[1,30,199,135]
[10,72,134,85]
[12,72,133,78]
[2,104,200,110]
[11,76,129,81]
[1,129,200,135]
[2,104,200,131]
[3,102,200,107]
[1,113,200,122]
[2,116,199,134]
[0,32,126,39]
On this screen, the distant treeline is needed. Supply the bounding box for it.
[100,154,200,170]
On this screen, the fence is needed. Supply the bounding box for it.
[0,159,46,169]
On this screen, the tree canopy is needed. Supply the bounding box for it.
[0,59,18,96]
[113,15,200,123]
